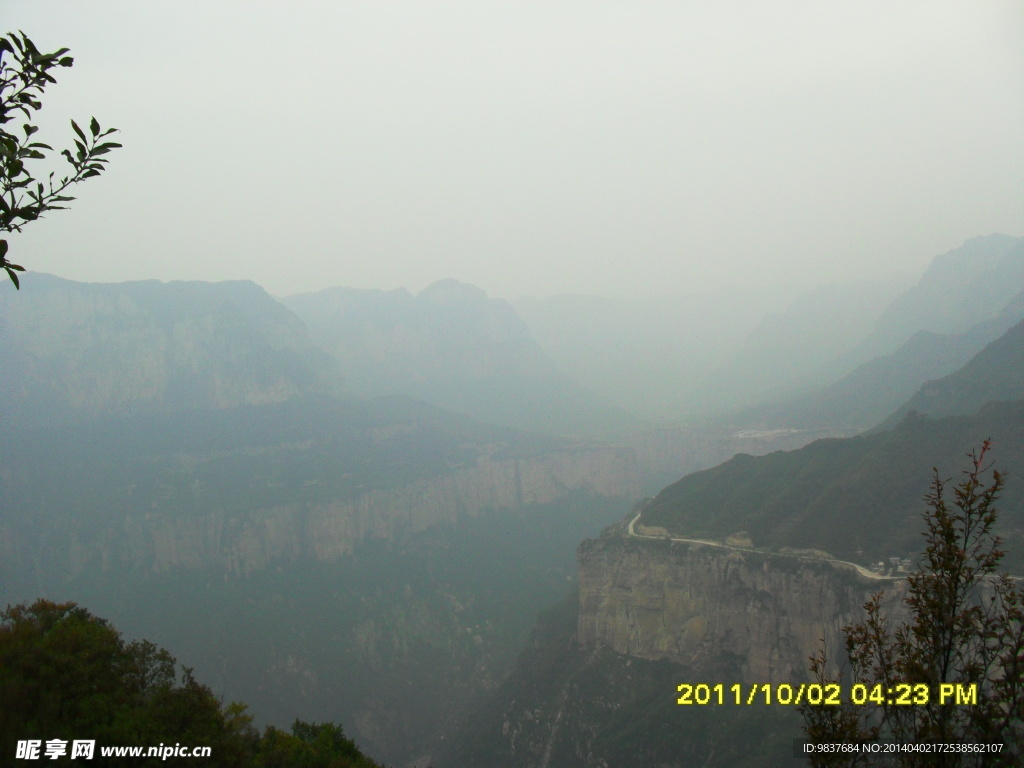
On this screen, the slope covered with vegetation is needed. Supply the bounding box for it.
[878,318,1024,429]
[642,401,1024,572]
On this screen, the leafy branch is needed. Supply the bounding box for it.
[0,30,121,288]
[801,441,1024,766]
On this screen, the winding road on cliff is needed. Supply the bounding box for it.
[626,510,901,581]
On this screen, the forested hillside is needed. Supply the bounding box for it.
[642,401,1024,570]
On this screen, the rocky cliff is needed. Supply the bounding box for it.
[152,446,637,576]
[576,535,907,684]
[2,380,642,768]
[10,443,639,582]
[441,534,912,767]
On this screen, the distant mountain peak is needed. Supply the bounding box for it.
[0,275,336,427]
[417,278,490,306]
[925,233,1024,280]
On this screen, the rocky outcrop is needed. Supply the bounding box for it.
[577,535,907,684]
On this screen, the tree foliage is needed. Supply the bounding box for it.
[0,600,384,767]
[0,30,120,288]
[0,599,254,765]
[254,720,386,768]
[801,441,1024,766]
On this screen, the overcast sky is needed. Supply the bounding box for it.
[5,1,1023,299]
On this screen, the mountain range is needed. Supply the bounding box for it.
[2,233,1023,766]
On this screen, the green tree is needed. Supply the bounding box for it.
[0,600,387,767]
[0,600,257,766]
[254,720,383,768]
[0,30,120,288]
[801,441,1024,766]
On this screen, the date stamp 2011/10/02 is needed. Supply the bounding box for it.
[676,682,978,707]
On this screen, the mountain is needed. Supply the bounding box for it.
[442,551,899,768]
[1,394,637,583]
[512,288,796,419]
[447,399,1024,766]
[688,278,907,413]
[877,317,1024,430]
[1,392,639,766]
[512,279,893,421]
[832,234,1024,370]
[11,238,1023,765]
[283,279,636,436]
[0,273,336,427]
[702,235,1024,433]
[733,288,1024,432]
[0,274,645,766]
[513,236,1022,423]
[639,401,1024,572]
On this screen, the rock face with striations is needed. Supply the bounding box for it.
[11,444,639,581]
[151,446,638,575]
[576,535,907,684]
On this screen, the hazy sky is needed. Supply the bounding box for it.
[5,1,1023,299]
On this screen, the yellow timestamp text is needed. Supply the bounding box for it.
[675,682,978,707]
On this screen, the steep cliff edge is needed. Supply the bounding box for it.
[441,532,909,768]
[576,535,906,684]
[131,445,638,576]
[4,428,638,583]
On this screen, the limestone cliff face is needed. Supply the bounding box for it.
[576,535,907,683]
[52,447,639,578]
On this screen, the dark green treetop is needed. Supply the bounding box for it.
[0,599,386,767]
